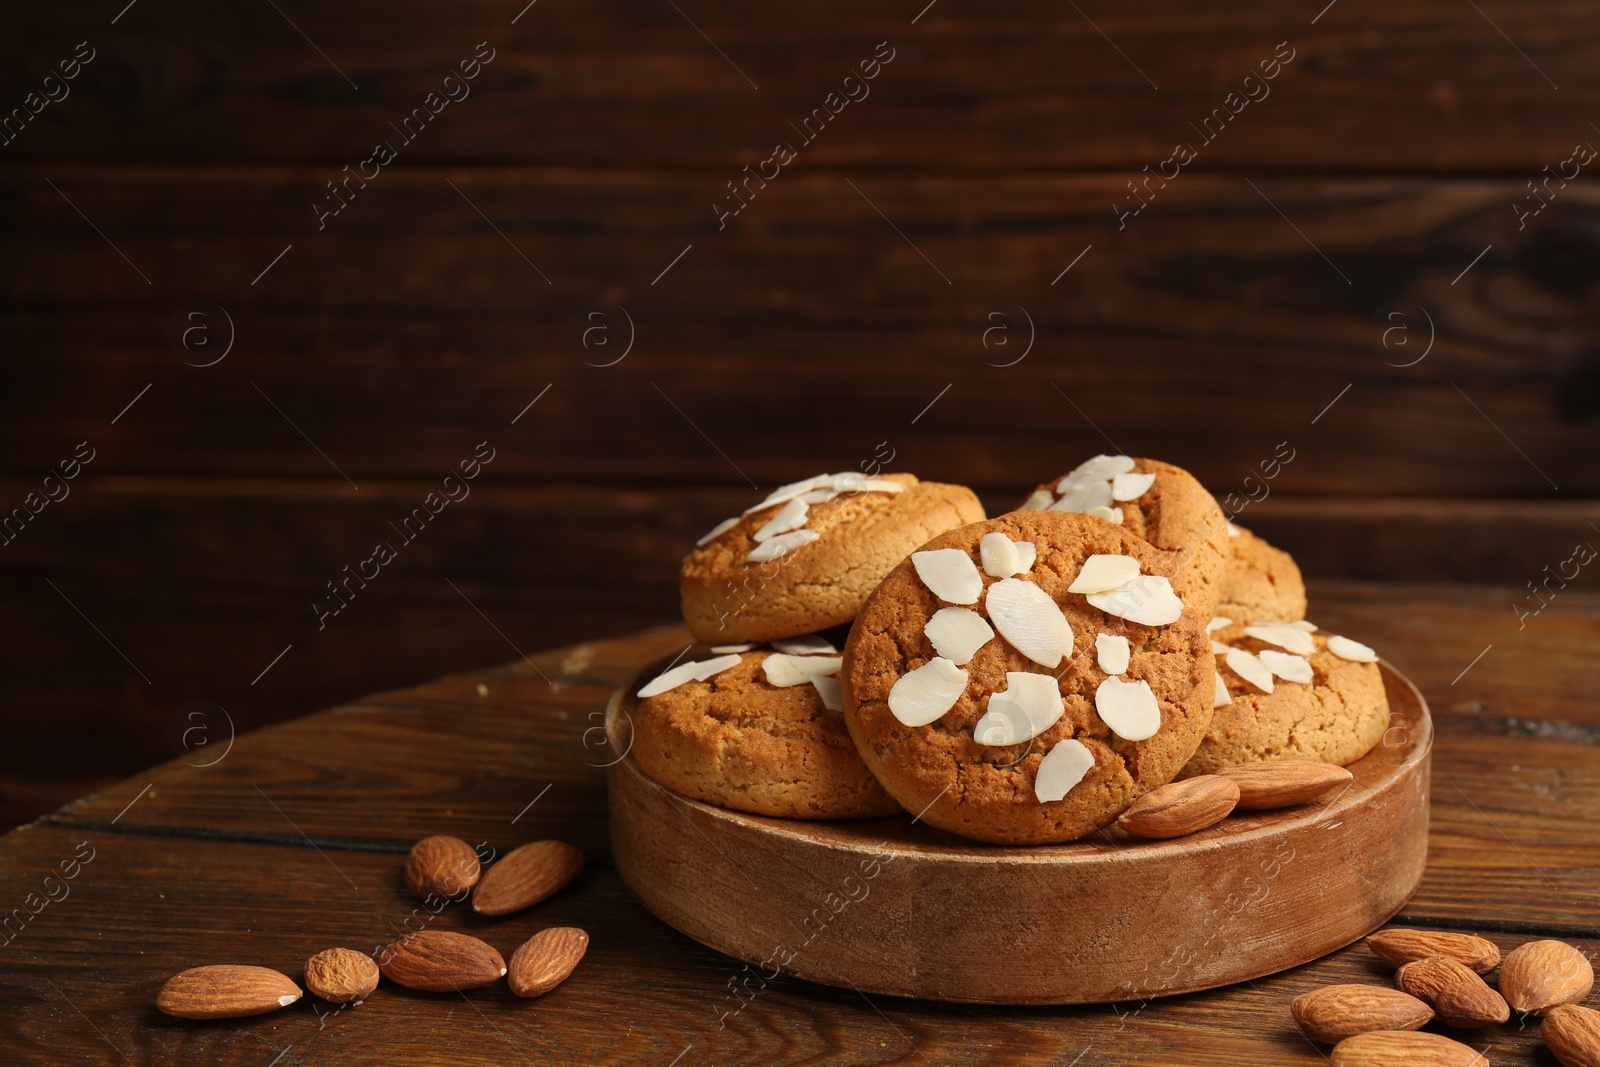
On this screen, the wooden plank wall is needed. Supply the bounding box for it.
[2,0,1598,826]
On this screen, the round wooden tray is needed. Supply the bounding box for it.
[606,657,1431,1005]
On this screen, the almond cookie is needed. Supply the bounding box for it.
[841,511,1214,845]
[682,472,984,643]
[1218,524,1308,624]
[1018,456,1229,620]
[632,645,902,820]
[1183,621,1388,776]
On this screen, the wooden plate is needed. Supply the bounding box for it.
[606,657,1431,1004]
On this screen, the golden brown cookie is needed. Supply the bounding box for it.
[1218,524,1308,624]
[841,511,1214,845]
[1018,456,1229,620]
[681,472,984,643]
[632,648,902,820]
[1183,622,1388,777]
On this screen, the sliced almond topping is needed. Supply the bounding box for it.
[1210,641,1231,654]
[810,676,843,711]
[1095,676,1161,740]
[1059,454,1135,489]
[1086,505,1125,524]
[638,655,741,698]
[696,516,738,546]
[763,654,843,687]
[746,527,820,563]
[743,473,833,514]
[1206,615,1233,632]
[751,497,809,543]
[710,643,754,653]
[1110,471,1157,501]
[1014,541,1038,570]
[1051,479,1114,514]
[690,654,743,680]
[1018,488,1055,511]
[1086,575,1184,626]
[887,657,968,726]
[1224,648,1275,693]
[1095,633,1131,675]
[1291,619,1318,632]
[1226,522,1240,537]
[1213,672,1232,707]
[1035,738,1096,802]
[1327,635,1379,662]
[1243,623,1317,656]
[985,578,1075,667]
[798,488,837,504]
[973,673,1064,746]
[829,472,905,495]
[1259,649,1313,684]
[1067,553,1141,594]
[923,607,994,666]
[770,634,837,656]
[911,548,984,605]
[979,532,1023,578]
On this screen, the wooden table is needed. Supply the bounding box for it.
[4,580,1596,1065]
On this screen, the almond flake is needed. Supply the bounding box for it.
[810,676,842,711]
[1327,635,1379,663]
[798,489,837,504]
[1035,738,1096,802]
[1086,575,1184,626]
[1095,633,1130,675]
[911,548,984,605]
[743,473,833,514]
[770,634,837,656]
[1224,648,1275,693]
[1213,672,1232,707]
[1051,479,1114,514]
[1243,623,1317,656]
[979,532,1023,578]
[985,578,1075,667]
[1206,615,1233,632]
[638,655,741,698]
[1211,641,1231,654]
[1110,471,1157,501]
[1226,522,1241,537]
[1015,541,1038,571]
[751,497,809,543]
[710,643,754,653]
[1291,619,1318,632]
[696,516,738,546]
[1019,489,1055,511]
[1059,454,1136,489]
[1086,505,1125,524]
[763,654,843,687]
[923,607,994,665]
[1094,676,1161,740]
[1067,553,1141,594]
[887,657,968,727]
[1258,649,1313,684]
[829,472,905,496]
[746,527,820,563]
[973,673,1063,746]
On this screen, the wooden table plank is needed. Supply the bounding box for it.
[0,825,1564,1065]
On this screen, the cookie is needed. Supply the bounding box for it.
[841,511,1215,845]
[1183,621,1388,776]
[1018,455,1229,620]
[681,472,985,644]
[632,646,903,820]
[1218,524,1308,624]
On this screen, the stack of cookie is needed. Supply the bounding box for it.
[632,458,1389,846]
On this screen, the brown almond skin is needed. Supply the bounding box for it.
[1396,956,1509,1028]
[1544,1004,1600,1067]
[304,947,380,1004]
[1366,928,1501,975]
[1500,939,1595,1016]
[1290,983,1434,1043]
[156,965,303,1020]
[473,840,584,916]
[1216,760,1352,810]
[508,927,590,998]
[1330,1030,1489,1066]
[405,835,481,902]
[1116,776,1239,839]
[377,930,506,992]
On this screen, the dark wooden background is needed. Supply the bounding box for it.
[2,0,1597,828]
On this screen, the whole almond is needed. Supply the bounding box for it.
[304,947,380,1004]
[405,835,481,902]
[1117,776,1239,839]
[1331,1030,1488,1066]
[1396,956,1509,1028]
[1366,928,1501,974]
[508,927,590,998]
[472,840,584,916]
[1290,983,1434,1043]
[1216,760,1353,810]
[1500,939,1595,1015]
[377,930,506,992]
[1544,1004,1600,1067]
[156,964,303,1020]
